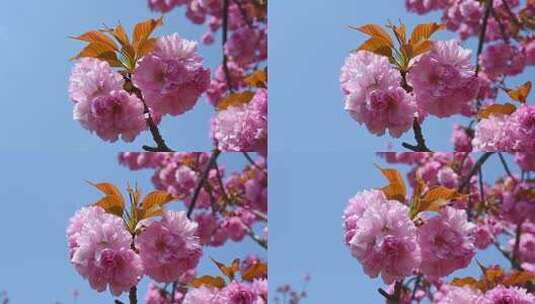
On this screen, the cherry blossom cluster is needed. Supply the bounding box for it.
[343,152,535,303]
[144,255,268,304]
[68,0,267,153]
[69,32,210,145]
[118,152,267,248]
[340,0,534,152]
[67,152,267,303]
[146,0,268,153]
[67,206,201,296]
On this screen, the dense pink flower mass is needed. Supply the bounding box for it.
[133,34,210,116]
[509,105,535,151]
[472,114,516,152]
[182,286,219,304]
[407,40,479,118]
[478,285,535,304]
[67,206,143,296]
[211,89,268,154]
[136,210,202,283]
[433,285,482,304]
[418,207,475,278]
[406,0,449,14]
[344,190,420,284]
[69,58,147,142]
[515,152,535,172]
[480,42,526,80]
[340,51,417,137]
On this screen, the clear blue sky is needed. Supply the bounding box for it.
[0,0,224,152]
[0,151,265,303]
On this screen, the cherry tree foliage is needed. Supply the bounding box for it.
[340,0,534,153]
[66,152,267,303]
[68,0,267,153]
[343,152,535,303]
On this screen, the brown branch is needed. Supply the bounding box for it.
[458,152,494,193]
[128,286,137,304]
[498,153,516,181]
[187,150,221,219]
[221,0,233,92]
[402,118,432,152]
[475,0,494,78]
[512,222,523,270]
[131,86,173,152]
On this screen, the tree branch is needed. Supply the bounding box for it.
[128,286,137,304]
[131,86,173,152]
[458,152,494,192]
[402,118,432,152]
[221,0,233,92]
[187,150,221,219]
[475,0,494,78]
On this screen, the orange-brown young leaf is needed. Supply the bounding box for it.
[352,24,393,47]
[211,258,240,281]
[190,276,226,289]
[505,81,532,103]
[479,103,517,119]
[73,43,123,67]
[133,17,164,54]
[241,261,268,281]
[141,191,175,209]
[409,22,444,45]
[217,91,256,111]
[419,186,460,212]
[72,31,118,51]
[90,182,125,216]
[358,37,393,59]
[244,69,268,88]
[450,277,482,289]
[377,166,407,202]
[503,271,535,286]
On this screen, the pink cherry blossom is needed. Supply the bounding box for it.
[136,210,202,283]
[68,206,143,296]
[418,207,476,278]
[346,193,420,284]
[407,40,479,118]
[480,42,526,80]
[478,285,535,304]
[433,285,482,304]
[133,33,210,116]
[69,58,123,105]
[74,90,147,142]
[182,286,219,304]
[341,51,417,137]
[211,89,267,154]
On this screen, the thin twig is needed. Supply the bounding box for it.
[221,0,233,91]
[131,85,173,152]
[187,150,221,219]
[458,152,494,192]
[512,222,523,270]
[410,274,422,302]
[402,118,432,152]
[246,228,268,249]
[474,0,494,78]
[128,286,137,304]
[498,153,515,181]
